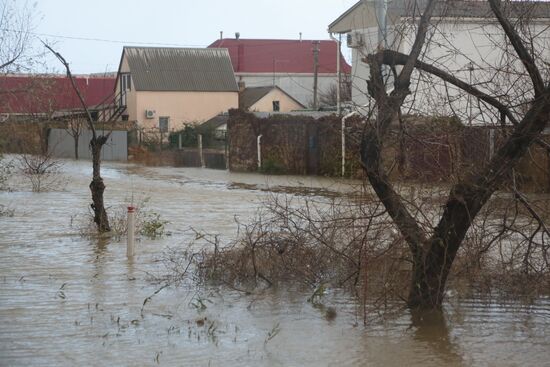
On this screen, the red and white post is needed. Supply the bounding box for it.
[127,206,136,258]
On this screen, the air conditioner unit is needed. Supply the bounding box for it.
[347,31,364,48]
[145,109,156,119]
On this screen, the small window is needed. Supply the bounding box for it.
[120,73,131,91]
[159,117,169,133]
[272,100,280,112]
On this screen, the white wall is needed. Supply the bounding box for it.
[348,19,550,123]
[236,73,339,107]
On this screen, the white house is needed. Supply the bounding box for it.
[328,0,550,123]
[208,38,351,107]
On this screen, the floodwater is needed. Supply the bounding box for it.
[1,158,549,366]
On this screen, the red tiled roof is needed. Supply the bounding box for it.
[0,75,116,114]
[208,39,351,74]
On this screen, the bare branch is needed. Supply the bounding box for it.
[42,42,97,138]
[488,0,545,95]
[370,50,520,126]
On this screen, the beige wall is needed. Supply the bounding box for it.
[249,89,304,113]
[116,53,238,130]
[134,91,238,130]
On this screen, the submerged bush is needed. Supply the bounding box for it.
[0,155,14,191]
[157,188,550,322]
[73,196,169,240]
[140,211,168,239]
[0,203,14,217]
[17,154,63,192]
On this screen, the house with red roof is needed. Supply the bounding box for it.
[0,74,116,121]
[208,37,351,107]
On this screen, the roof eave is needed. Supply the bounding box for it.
[328,1,364,33]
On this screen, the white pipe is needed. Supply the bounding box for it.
[257,134,263,169]
[341,111,360,177]
[127,206,136,258]
[198,134,205,168]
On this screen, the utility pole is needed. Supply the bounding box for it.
[375,0,388,49]
[374,0,389,85]
[312,41,320,110]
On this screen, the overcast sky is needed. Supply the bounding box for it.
[32,0,358,74]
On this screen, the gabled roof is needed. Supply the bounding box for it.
[329,0,550,33]
[0,75,115,114]
[207,39,351,74]
[121,47,239,92]
[239,86,305,110]
[198,114,229,132]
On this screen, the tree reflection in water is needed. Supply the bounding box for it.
[410,309,465,366]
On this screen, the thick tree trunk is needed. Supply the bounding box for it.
[361,89,550,309]
[357,0,549,310]
[90,137,110,232]
[408,92,550,309]
[408,236,459,309]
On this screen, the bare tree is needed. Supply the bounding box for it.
[17,152,62,192]
[44,44,113,232]
[0,0,41,73]
[359,0,550,309]
[65,116,85,160]
[319,81,352,107]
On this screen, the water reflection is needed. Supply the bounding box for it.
[410,310,464,366]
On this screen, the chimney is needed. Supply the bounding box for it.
[299,32,302,42]
[235,32,240,40]
[220,31,223,40]
[238,79,246,92]
[237,44,244,72]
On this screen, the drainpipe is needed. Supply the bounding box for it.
[341,111,360,177]
[257,134,263,169]
[329,32,341,116]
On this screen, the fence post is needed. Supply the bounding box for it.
[341,111,360,177]
[224,131,229,170]
[178,133,182,150]
[127,206,136,258]
[198,134,205,168]
[257,134,263,169]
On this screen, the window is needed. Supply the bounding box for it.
[120,73,131,91]
[272,100,280,112]
[119,73,131,106]
[159,117,169,133]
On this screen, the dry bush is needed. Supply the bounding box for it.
[71,196,168,240]
[160,183,550,317]
[179,191,415,319]
[451,191,550,298]
[17,153,63,192]
[0,155,14,191]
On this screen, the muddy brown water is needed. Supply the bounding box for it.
[1,159,549,366]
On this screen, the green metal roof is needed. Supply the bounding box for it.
[123,47,239,92]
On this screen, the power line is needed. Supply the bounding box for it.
[0,28,207,47]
